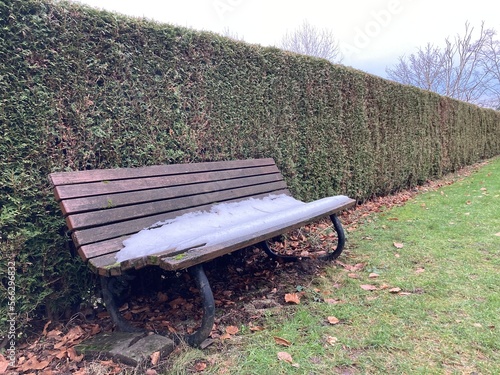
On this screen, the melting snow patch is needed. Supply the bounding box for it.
[115,194,304,262]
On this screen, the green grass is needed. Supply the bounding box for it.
[164,158,500,374]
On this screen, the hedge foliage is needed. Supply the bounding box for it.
[1,0,499,332]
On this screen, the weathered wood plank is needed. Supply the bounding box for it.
[67,181,288,231]
[53,165,280,200]
[49,158,276,186]
[60,173,284,215]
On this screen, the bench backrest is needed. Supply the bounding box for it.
[49,158,289,274]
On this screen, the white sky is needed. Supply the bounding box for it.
[71,0,500,77]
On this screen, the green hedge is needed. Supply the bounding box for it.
[1,0,499,332]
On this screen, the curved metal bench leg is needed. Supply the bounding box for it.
[100,276,143,333]
[260,240,301,262]
[318,214,346,261]
[185,264,215,347]
[261,214,346,262]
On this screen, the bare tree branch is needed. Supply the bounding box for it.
[386,21,500,108]
[280,20,343,63]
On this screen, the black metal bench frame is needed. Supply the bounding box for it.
[49,158,355,347]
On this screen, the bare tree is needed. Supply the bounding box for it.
[480,29,500,108]
[386,22,499,108]
[280,20,343,63]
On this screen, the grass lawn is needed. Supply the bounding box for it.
[165,158,500,374]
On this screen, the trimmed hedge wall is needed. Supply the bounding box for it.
[1,0,499,331]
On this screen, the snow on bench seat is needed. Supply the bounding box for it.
[116,194,354,271]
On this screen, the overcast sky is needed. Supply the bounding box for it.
[71,0,500,77]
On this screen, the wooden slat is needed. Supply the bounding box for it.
[60,172,284,215]
[67,181,288,231]
[75,189,291,255]
[49,158,276,186]
[53,165,280,201]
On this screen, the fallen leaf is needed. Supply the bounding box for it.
[327,316,340,325]
[277,352,293,364]
[389,287,402,293]
[495,232,500,237]
[157,292,168,303]
[284,293,300,304]
[360,284,378,291]
[194,362,207,372]
[274,336,292,347]
[415,268,425,274]
[20,357,50,371]
[326,336,338,345]
[42,320,52,336]
[150,351,160,366]
[220,333,232,341]
[0,355,9,374]
[393,242,404,249]
[324,298,340,305]
[67,347,84,363]
[225,326,239,335]
[347,273,359,279]
[249,324,265,332]
[369,273,379,278]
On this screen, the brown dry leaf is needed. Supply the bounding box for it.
[0,355,9,374]
[347,273,359,279]
[46,329,63,339]
[220,333,232,340]
[393,242,404,249]
[326,336,338,345]
[67,347,84,363]
[20,357,50,371]
[389,287,402,293]
[324,298,340,305]
[150,351,160,366]
[42,320,52,336]
[249,324,265,332]
[226,326,239,335]
[360,284,378,291]
[277,351,293,364]
[284,293,300,304]
[274,336,292,347]
[194,362,207,372]
[369,273,379,278]
[327,316,340,325]
[157,292,169,303]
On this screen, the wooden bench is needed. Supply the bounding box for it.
[49,158,355,346]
